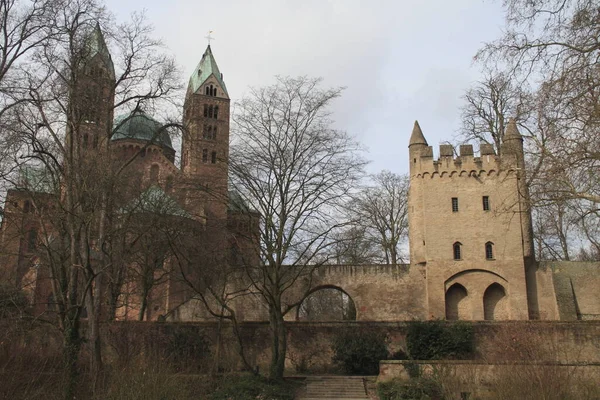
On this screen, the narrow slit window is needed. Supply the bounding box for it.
[485,242,494,260]
[202,149,208,163]
[452,197,459,212]
[453,242,462,260]
[483,196,490,211]
[214,106,219,119]
[211,151,217,164]
[212,126,217,139]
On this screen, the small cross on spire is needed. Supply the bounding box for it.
[205,30,215,45]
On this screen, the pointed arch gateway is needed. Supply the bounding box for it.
[445,283,468,320]
[483,282,508,320]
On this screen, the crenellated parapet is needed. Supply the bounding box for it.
[413,143,519,178]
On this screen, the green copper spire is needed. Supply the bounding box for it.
[188,45,228,97]
[86,22,115,78]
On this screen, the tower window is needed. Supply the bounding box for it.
[485,242,494,260]
[211,151,217,164]
[451,197,459,212]
[453,242,462,260]
[214,106,219,119]
[28,229,37,251]
[150,164,159,183]
[202,149,208,163]
[483,196,490,211]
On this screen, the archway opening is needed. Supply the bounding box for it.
[483,283,508,320]
[297,286,356,321]
[445,283,468,320]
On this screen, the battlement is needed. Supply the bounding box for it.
[412,143,519,177]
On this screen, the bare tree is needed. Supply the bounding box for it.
[477,0,600,205]
[353,170,409,265]
[230,76,366,380]
[1,0,182,395]
[459,70,532,153]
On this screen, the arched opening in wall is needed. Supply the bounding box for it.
[297,286,356,321]
[150,164,159,183]
[445,283,468,320]
[483,283,508,320]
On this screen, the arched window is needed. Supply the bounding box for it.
[203,104,208,117]
[485,242,494,260]
[150,164,159,182]
[453,242,462,260]
[208,105,213,118]
[212,87,217,96]
[214,106,219,119]
[211,151,217,164]
[27,229,37,251]
[205,86,210,95]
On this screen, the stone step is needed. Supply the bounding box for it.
[297,376,368,400]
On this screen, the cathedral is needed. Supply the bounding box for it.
[0,24,598,323]
[0,24,258,321]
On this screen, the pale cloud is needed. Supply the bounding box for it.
[104,0,505,174]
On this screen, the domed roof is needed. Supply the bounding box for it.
[112,110,173,150]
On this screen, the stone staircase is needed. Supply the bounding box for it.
[296,376,369,400]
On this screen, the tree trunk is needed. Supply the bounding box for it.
[63,320,81,400]
[268,306,287,381]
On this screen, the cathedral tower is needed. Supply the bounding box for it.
[182,46,230,220]
[70,23,115,156]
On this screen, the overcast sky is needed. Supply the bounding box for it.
[104,0,506,175]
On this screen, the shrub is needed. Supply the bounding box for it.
[331,329,388,375]
[209,374,297,400]
[377,378,443,400]
[164,326,211,371]
[406,320,473,360]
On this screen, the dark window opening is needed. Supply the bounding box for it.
[211,151,216,164]
[150,164,159,182]
[202,149,208,163]
[485,242,494,260]
[214,106,219,119]
[205,86,210,95]
[28,229,37,251]
[453,242,462,260]
[82,134,88,148]
[208,105,213,118]
[203,104,208,117]
[483,196,490,211]
[213,126,217,139]
[452,197,459,212]
[24,200,31,213]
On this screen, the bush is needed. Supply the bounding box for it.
[209,374,297,400]
[377,378,443,400]
[164,326,211,371]
[406,320,473,360]
[331,329,388,375]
